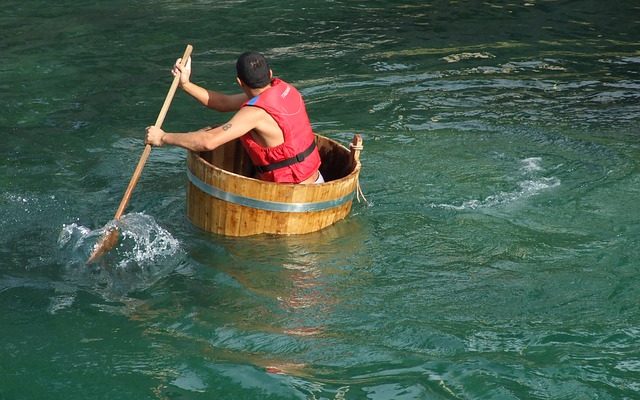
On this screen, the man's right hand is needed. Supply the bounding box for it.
[145,125,166,147]
[172,56,192,87]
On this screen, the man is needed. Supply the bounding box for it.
[145,51,323,184]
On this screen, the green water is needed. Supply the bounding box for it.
[2,1,640,398]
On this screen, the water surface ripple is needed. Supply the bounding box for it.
[1,1,639,399]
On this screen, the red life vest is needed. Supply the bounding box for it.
[240,78,321,183]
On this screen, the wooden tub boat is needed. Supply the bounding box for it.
[186,134,363,236]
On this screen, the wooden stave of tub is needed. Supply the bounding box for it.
[186,134,362,236]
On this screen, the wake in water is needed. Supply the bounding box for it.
[433,157,560,210]
[55,212,183,304]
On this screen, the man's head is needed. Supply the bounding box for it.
[236,51,271,89]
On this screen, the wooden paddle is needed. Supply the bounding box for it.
[87,44,193,264]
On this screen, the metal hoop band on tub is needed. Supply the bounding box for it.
[187,169,355,213]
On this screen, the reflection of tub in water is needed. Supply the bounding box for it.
[157,215,371,378]
[211,215,370,332]
[186,134,363,236]
[208,213,368,311]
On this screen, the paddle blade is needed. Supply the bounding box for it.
[86,227,120,264]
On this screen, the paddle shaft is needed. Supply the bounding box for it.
[112,44,193,220]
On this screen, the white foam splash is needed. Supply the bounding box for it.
[56,213,183,301]
[58,222,93,251]
[434,177,560,210]
[521,157,543,172]
[116,213,180,269]
[432,156,560,210]
[58,212,180,269]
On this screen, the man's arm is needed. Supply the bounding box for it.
[182,82,248,112]
[173,56,248,112]
[146,106,263,152]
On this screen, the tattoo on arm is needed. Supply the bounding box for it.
[222,123,232,131]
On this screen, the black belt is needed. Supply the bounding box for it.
[255,139,317,174]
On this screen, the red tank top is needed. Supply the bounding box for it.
[240,78,321,183]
